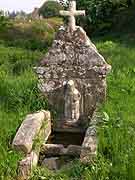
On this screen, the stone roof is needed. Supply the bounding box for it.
[40,26,111,80]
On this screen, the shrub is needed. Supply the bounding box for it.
[63,0,135,35]
[0,11,12,32]
[75,0,114,35]
[39,1,64,18]
[0,18,62,51]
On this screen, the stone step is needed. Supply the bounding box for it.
[54,127,85,133]
[54,119,86,133]
[40,144,82,156]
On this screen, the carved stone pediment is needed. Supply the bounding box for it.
[35,26,111,127]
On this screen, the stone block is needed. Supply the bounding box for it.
[67,145,82,156]
[17,151,38,180]
[12,110,51,154]
[41,144,64,155]
[80,126,97,163]
[80,151,97,164]
[41,144,82,157]
[42,157,60,170]
[45,121,51,143]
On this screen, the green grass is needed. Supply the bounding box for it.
[0,44,49,179]
[0,18,62,51]
[95,38,135,180]
[0,20,135,179]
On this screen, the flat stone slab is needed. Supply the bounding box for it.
[41,145,83,171]
[12,110,51,154]
[41,144,64,155]
[41,144,82,157]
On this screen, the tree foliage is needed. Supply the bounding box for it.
[0,11,11,32]
[76,0,114,34]
[64,0,135,35]
[39,1,64,18]
[112,0,135,7]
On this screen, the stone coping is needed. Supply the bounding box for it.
[12,110,51,154]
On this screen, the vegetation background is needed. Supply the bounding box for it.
[0,0,135,179]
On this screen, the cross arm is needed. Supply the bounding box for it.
[59,10,71,16]
[60,10,85,17]
[74,10,85,16]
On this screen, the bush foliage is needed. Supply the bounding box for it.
[61,0,135,34]
[0,18,62,51]
[39,1,64,18]
[0,11,12,32]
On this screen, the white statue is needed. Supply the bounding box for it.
[64,80,81,122]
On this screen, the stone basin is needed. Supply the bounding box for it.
[47,130,85,147]
[38,127,86,170]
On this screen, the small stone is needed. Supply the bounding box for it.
[42,157,60,170]
[34,67,46,75]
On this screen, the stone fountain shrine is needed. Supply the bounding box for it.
[12,1,111,179]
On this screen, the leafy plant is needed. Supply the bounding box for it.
[0,11,12,32]
[64,0,135,34]
[39,1,64,18]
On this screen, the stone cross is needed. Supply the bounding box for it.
[59,0,85,31]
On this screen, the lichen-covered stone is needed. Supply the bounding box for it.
[42,157,60,170]
[35,26,111,127]
[12,110,51,154]
[67,145,82,156]
[80,112,99,163]
[41,144,64,155]
[17,151,38,180]
[41,144,82,157]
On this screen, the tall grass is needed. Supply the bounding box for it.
[96,39,135,180]
[0,18,62,51]
[0,45,49,179]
